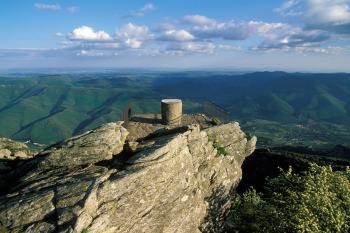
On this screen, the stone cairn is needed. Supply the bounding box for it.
[161,99,182,126]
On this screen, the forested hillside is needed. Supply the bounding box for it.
[0,72,350,146]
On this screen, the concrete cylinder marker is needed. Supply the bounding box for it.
[161,99,182,126]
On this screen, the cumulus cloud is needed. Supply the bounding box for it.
[191,21,250,40]
[117,23,149,38]
[159,29,195,41]
[188,18,290,41]
[34,3,61,10]
[116,23,150,48]
[55,32,65,37]
[165,41,240,55]
[274,0,303,16]
[64,17,334,56]
[248,21,290,36]
[183,15,217,26]
[154,23,177,32]
[67,6,79,13]
[181,14,336,52]
[294,46,347,54]
[23,11,349,60]
[123,3,155,18]
[123,38,142,49]
[142,3,155,11]
[308,0,350,24]
[34,3,80,13]
[276,0,350,34]
[69,26,112,41]
[166,42,216,54]
[255,28,330,50]
[4,3,350,69]
[77,50,105,57]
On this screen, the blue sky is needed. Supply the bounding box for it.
[1,0,350,71]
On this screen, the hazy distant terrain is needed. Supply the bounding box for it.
[0,71,350,147]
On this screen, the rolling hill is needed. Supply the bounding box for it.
[0,71,350,147]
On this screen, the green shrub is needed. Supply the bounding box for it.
[213,142,228,156]
[210,117,221,125]
[231,164,350,233]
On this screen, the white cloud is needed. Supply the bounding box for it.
[167,42,216,54]
[277,0,350,33]
[124,38,142,49]
[154,23,177,32]
[165,41,239,55]
[117,23,149,38]
[67,6,79,13]
[253,44,347,55]
[142,3,155,11]
[274,0,302,16]
[248,21,289,35]
[306,0,350,25]
[190,21,249,40]
[69,26,112,41]
[181,15,333,52]
[24,12,347,62]
[181,15,332,52]
[183,15,217,26]
[55,32,65,37]
[255,28,330,50]
[34,3,61,10]
[160,29,195,41]
[123,3,155,18]
[116,23,150,48]
[189,19,290,41]
[77,50,105,57]
[294,46,347,54]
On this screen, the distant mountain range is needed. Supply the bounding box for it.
[0,71,350,147]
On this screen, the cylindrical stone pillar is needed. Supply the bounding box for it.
[161,99,182,126]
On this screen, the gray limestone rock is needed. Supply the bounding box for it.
[35,122,129,169]
[0,120,256,233]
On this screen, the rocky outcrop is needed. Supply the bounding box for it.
[0,138,35,175]
[0,120,256,233]
[0,138,33,161]
[34,122,128,170]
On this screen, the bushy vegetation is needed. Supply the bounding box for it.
[231,164,350,233]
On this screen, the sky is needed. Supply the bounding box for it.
[1,0,350,72]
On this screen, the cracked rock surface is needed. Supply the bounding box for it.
[0,120,256,233]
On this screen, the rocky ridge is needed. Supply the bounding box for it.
[0,118,256,233]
